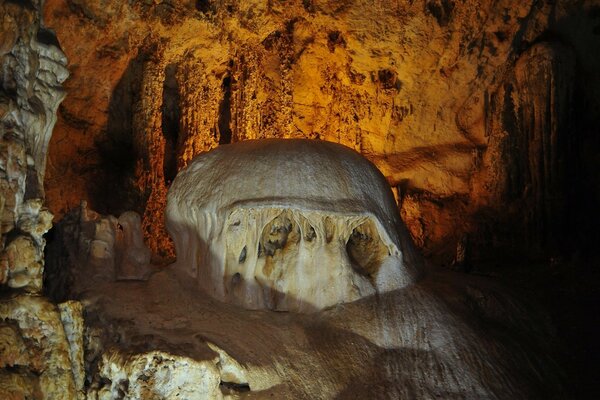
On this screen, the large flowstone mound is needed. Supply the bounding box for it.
[166,139,420,311]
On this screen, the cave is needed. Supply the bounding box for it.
[1,0,599,399]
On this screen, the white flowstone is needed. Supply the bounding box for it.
[166,139,421,312]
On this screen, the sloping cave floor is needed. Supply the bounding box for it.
[467,257,600,399]
[53,256,591,399]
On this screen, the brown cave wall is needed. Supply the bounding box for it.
[473,41,576,259]
[42,0,600,263]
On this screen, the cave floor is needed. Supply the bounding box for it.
[74,262,570,399]
[470,257,600,399]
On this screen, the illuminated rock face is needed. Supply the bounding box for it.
[43,0,599,263]
[166,139,420,311]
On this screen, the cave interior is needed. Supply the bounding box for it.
[0,0,599,399]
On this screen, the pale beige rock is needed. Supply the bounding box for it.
[66,262,564,399]
[206,342,248,386]
[166,139,421,311]
[66,202,153,283]
[0,295,76,399]
[0,2,71,398]
[2,236,43,292]
[59,301,86,400]
[0,323,29,368]
[90,349,223,400]
[0,0,66,296]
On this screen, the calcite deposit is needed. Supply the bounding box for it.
[33,138,560,399]
[166,139,420,311]
[0,0,67,293]
[115,211,152,280]
[45,202,152,294]
[0,295,80,399]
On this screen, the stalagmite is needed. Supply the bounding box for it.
[115,211,152,280]
[166,139,420,311]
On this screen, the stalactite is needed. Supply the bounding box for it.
[512,42,574,253]
[41,0,598,263]
[476,42,574,257]
[230,47,273,142]
[176,58,223,169]
[132,47,173,259]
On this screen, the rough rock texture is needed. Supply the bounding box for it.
[44,202,152,302]
[0,295,78,399]
[115,211,152,281]
[58,300,85,399]
[0,0,596,398]
[39,173,564,398]
[90,349,224,400]
[37,159,567,399]
[0,0,67,293]
[166,139,420,311]
[0,1,84,399]
[42,0,600,263]
[473,41,576,257]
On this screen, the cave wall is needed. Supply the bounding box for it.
[41,0,600,263]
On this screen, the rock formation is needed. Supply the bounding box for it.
[35,140,563,399]
[166,139,420,311]
[115,211,152,280]
[48,234,566,399]
[0,1,83,398]
[45,202,152,298]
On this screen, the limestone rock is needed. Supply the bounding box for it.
[115,211,151,281]
[473,41,576,257]
[54,202,153,286]
[0,295,77,399]
[166,139,421,311]
[0,323,30,368]
[59,301,85,400]
[89,349,223,400]
[67,261,565,399]
[0,0,64,295]
[1,235,43,292]
[0,370,40,400]
[0,1,71,398]
[77,201,118,280]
